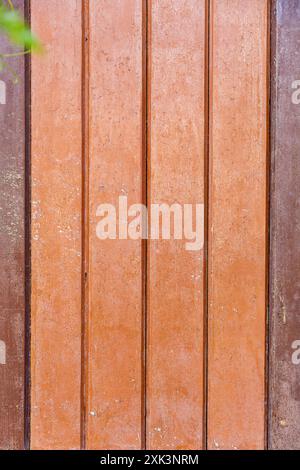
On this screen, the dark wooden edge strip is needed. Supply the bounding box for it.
[269,0,300,450]
[0,0,26,450]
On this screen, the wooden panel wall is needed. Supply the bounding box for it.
[269,0,300,450]
[207,0,268,450]
[0,0,26,451]
[0,0,271,450]
[31,0,82,449]
[147,0,205,450]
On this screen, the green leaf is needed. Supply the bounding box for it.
[0,1,42,52]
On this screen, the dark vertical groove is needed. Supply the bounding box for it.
[24,0,31,451]
[265,0,273,450]
[203,0,211,451]
[141,0,149,451]
[81,0,90,451]
[268,0,278,449]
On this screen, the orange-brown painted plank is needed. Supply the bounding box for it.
[86,0,143,449]
[147,0,206,450]
[207,0,268,450]
[0,0,26,450]
[31,0,82,449]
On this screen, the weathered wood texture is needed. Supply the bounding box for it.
[147,0,206,450]
[0,0,26,450]
[86,0,144,449]
[207,0,268,450]
[30,0,82,449]
[269,0,300,450]
[27,0,272,450]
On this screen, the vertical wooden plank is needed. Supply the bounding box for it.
[0,0,25,450]
[147,0,206,450]
[31,0,82,449]
[208,0,268,450]
[269,0,300,450]
[86,0,143,449]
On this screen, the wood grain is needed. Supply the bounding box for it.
[147,0,206,450]
[207,0,268,450]
[269,0,300,450]
[0,0,26,450]
[30,0,82,449]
